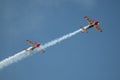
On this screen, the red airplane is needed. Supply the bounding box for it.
[81,16,103,32]
[26,40,45,53]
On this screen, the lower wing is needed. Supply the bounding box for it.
[93,25,103,32]
[40,49,45,53]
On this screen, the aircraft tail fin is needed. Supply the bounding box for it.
[80,27,88,33]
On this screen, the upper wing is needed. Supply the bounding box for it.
[84,16,93,25]
[26,40,37,47]
[93,25,103,32]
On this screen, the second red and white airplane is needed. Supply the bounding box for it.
[25,16,102,54]
[81,16,103,32]
[26,40,45,53]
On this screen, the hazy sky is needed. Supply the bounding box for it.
[0,0,120,80]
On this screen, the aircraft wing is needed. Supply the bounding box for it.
[26,40,37,47]
[84,16,93,25]
[40,49,45,53]
[93,25,103,32]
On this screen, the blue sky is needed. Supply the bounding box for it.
[0,0,120,80]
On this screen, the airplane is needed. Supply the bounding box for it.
[81,16,103,32]
[26,40,45,53]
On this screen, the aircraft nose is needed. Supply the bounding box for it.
[94,21,99,25]
[36,44,40,47]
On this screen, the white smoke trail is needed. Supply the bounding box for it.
[0,51,30,69]
[41,28,82,49]
[0,28,83,70]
